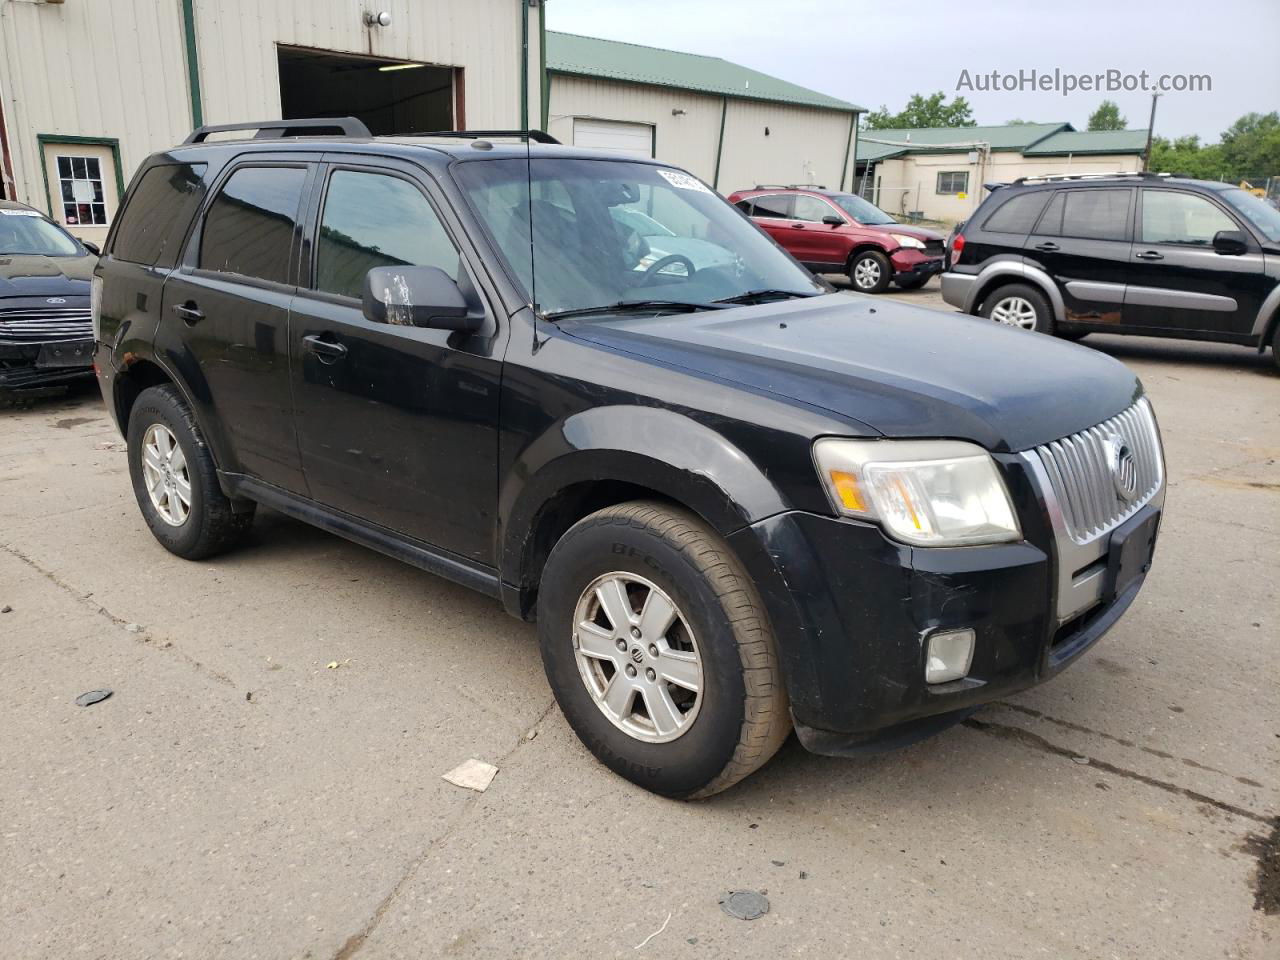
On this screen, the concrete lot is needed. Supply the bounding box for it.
[2,290,1277,959]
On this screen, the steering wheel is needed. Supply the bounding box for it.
[639,253,696,285]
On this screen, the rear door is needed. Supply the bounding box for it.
[790,195,848,269]
[745,193,797,252]
[157,156,316,493]
[288,157,504,563]
[1024,187,1134,325]
[1125,187,1269,336]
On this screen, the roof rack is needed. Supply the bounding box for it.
[182,117,372,144]
[752,183,828,190]
[1012,170,1170,185]
[414,129,561,144]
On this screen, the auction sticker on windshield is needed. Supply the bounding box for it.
[0,209,43,216]
[657,169,713,194]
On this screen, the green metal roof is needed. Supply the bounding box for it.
[856,123,1070,162]
[1024,129,1149,156]
[546,31,862,113]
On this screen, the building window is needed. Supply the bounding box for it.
[936,171,969,196]
[57,155,108,226]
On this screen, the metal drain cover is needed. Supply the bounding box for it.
[719,889,770,920]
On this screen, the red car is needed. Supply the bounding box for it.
[728,186,947,294]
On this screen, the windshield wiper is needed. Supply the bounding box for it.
[543,300,726,321]
[712,289,818,305]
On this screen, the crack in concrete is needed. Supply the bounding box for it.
[991,701,1266,788]
[964,717,1272,825]
[0,539,235,687]
[331,699,558,960]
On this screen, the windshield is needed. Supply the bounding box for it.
[1219,187,1280,243]
[453,158,822,316]
[0,209,82,256]
[830,193,897,226]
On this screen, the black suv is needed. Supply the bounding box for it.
[94,120,1166,797]
[941,172,1280,368]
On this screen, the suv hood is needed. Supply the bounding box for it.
[0,254,95,297]
[862,222,945,242]
[561,293,1141,453]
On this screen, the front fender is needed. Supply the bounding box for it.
[498,404,790,589]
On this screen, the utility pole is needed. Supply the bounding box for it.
[1141,93,1161,172]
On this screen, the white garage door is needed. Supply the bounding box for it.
[572,119,653,157]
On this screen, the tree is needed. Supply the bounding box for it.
[1148,135,1225,180]
[864,92,976,130]
[1087,100,1127,131]
[1218,112,1280,178]
[1005,118,1029,125]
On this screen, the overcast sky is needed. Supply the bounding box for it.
[547,0,1279,141]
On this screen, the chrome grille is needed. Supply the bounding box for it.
[1032,398,1163,545]
[0,306,92,343]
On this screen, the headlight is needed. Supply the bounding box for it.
[890,234,926,249]
[813,438,1021,546]
[90,275,103,342]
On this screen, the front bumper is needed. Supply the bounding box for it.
[890,249,945,282]
[726,487,1161,754]
[0,338,95,392]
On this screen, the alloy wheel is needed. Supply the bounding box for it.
[853,258,881,289]
[140,423,192,526]
[990,296,1038,329]
[572,572,703,743]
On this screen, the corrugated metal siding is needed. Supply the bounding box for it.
[717,100,852,194]
[193,0,526,130]
[0,0,191,213]
[548,75,722,181]
[1,0,535,221]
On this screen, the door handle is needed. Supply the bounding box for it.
[173,301,204,324]
[1033,242,1060,252]
[790,222,805,229]
[302,334,348,362]
[1135,250,1164,260]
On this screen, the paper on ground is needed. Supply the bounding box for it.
[442,758,499,792]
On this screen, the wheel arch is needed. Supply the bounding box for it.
[1253,282,1280,352]
[967,260,1065,323]
[499,406,789,620]
[845,243,890,272]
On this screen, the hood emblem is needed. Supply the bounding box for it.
[46,297,67,304]
[1110,439,1139,502]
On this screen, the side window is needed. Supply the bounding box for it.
[983,191,1050,234]
[1141,190,1239,246]
[733,199,753,214]
[1060,188,1131,241]
[793,195,839,222]
[937,171,969,195]
[751,194,793,219]
[315,170,461,300]
[199,166,307,284]
[110,163,207,267]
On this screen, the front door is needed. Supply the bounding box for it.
[747,193,797,252]
[790,195,848,269]
[288,160,503,563]
[1125,187,1269,336]
[1023,187,1134,325]
[157,159,314,493]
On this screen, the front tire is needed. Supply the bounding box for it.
[848,249,892,294]
[537,501,791,798]
[980,282,1053,333]
[127,384,254,559]
[895,274,930,291]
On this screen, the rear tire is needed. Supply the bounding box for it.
[537,501,791,798]
[980,282,1053,334]
[1271,323,1280,374]
[848,249,892,294]
[127,384,254,560]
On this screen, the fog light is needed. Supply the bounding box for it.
[925,628,975,684]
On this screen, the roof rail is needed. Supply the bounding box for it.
[1012,170,1170,185]
[182,117,372,144]
[752,183,828,190]
[414,129,561,144]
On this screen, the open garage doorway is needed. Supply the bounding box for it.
[277,45,458,136]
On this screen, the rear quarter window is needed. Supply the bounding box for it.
[108,163,207,266]
[982,191,1050,234]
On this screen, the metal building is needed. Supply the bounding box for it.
[0,0,547,245]
[545,31,864,196]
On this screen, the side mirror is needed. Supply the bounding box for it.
[81,240,101,256]
[1212,229,1248,255]
[821,215,844,227]
[362,265,482,331]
